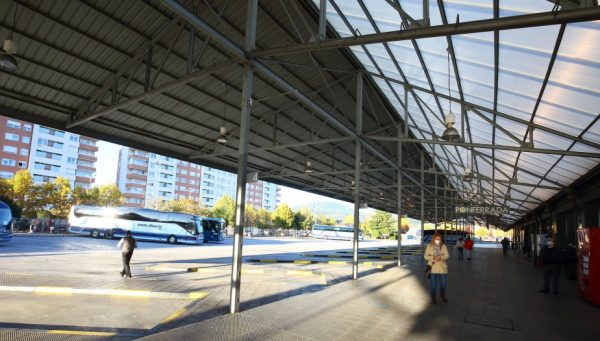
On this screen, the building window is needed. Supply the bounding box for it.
[3,146,17,154]
[6,120,20,129]
[0,171,14,179]
[22,136,30,144]
[39,126,65,137]
[70,136,79,142]
[67,157,76,164]
[20,148,28,156]
[1,158,16,166]
[18,161,27,169]
[5,133,19,141]
[23,124,32,132]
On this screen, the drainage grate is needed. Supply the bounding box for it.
[464,313,514,330]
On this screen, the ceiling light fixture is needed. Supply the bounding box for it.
[304,160,313,173]
[441,47,459,142]
[217,126,227,144]
[0,4,19,71]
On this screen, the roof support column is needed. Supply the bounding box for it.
[318,0,327,41]
[230,0,257,315]
[397,122,403,267]
[352,72,363,280]
[420,151,425,253]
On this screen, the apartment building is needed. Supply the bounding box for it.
[0,117,32,179]
[176,160,201,200]
[0,116,98,188]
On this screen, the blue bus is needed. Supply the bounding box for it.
[0,201,13,242]
[200,217,226,242]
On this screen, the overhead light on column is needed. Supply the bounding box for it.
[350,180,356,190]
[463,167,473,182]
[1,4,19,71]
[217,126,227,144]
[441,47,460,142]
[441,113,460,141]
[304,160,313,173]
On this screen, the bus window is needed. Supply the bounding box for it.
[194,219,202,235]
[0,208,11,227]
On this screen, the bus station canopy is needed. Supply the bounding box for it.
[1,0,599,227]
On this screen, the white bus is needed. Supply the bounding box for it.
[310,224,364,241]
[68,206,204,244]
[0,201,12,243]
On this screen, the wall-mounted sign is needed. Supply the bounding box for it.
[455,206,509,216]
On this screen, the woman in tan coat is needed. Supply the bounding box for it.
[424,233,449,304]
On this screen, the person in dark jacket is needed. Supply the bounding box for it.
[118,230,137,278]
[501,237,510,256]
[539,236,564,295]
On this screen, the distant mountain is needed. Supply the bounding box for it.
[291,201,353,221]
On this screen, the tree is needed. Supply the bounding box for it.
[342,214,354,226]
[367,210,396,239]
[48,177,72,218]
[245,204,258,227]
[213,195,235,227]
[9,170,48,217]
[256,208,272,229]
[162,197,203,215]
[475,226,488,239]
[294,207,314,230]
[272,204,294,229]
[316,215,335,225]
[98,184,125,206]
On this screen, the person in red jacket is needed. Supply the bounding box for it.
[464,236,474,261]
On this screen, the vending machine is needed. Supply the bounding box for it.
[577,228,600,305]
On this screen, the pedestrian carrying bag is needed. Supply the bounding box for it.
[424,265,432,279]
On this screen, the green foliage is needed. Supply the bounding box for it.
[366,210,397,239]
[256,208,272,229]
[245,204,258,227]
[475,226,488,239]
[293,207,314,230]
[272,204,294,229]
[342,215,354,226]
[316,215,335,226]
[48,177,72,218]
[73,184,125,207]
[213,195,235,227]
[161,197,207,215]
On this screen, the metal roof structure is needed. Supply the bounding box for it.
[1,0,599,229]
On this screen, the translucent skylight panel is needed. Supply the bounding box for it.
[556,156,597,177]
[536,87,598,137]
[328,1,377,35]
[531,129,573,151]
[499,0,554,16]
[559,22,600,63]
[493,116,528,141]
[494,149,519,167]
[444,0,493,22]
[468,114,492,145]
[518,152,560,176]
[417,37,460,99]
[451,33,494,107]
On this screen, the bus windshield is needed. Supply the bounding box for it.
[0,208,11,228]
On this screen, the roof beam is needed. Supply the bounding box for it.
[248,7,600,58]
[66,60,238,128]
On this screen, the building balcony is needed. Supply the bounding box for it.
[125,183,146,189]
[76,164,95,172]
[78,143,99,152]
[124,202,144,208]
[75,176,94,184]
[78,154,98,162]
[128,164,147,171]
[125,193,145,199]
[127,173,147,181]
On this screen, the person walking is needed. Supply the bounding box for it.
[118,230,137,278]
[539,236,565,295]
[465,236,474,261]
[501,237,510,256]
[424,233,450,305]
[455,237,465,260]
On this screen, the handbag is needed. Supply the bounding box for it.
[424,264,432,279]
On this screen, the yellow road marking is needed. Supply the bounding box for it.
[381,255,396,259]
[161,307,187,324]
[48,330,116,336]
[328,261,347,265]
[188,292,209,299]
[294,260,312,264]
[362,262,373,266]
[259,259,277,263]
[242,269,265,274]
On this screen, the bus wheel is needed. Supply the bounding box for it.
[105,230,113,239]
[91,229,100,238]
[168,235,177,244]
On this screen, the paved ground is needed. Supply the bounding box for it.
[0,235,419,339]
[142,246,600,341]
